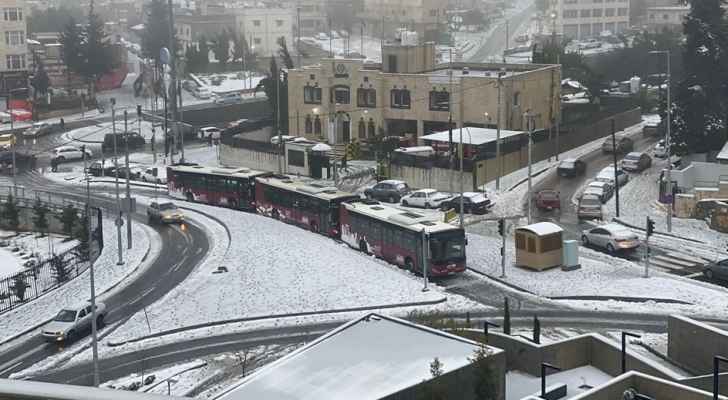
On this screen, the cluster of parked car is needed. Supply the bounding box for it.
[86,161,167,184]
[364,180,494,214]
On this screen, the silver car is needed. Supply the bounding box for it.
[577,193,603,220]
[621,152,652,172]
[582,224,640,253]
[42,302,106,343]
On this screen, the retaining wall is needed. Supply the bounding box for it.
[668,315,728,375]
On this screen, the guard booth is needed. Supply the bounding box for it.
[515,222,564,271]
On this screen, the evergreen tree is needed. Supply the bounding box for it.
[503,297,511,335]
[141,0,172,65]
[672,0,728,153]
[31,55,51,98]
[80,1,114,94]
[277,37,295,69]
[58,17,83,88]
[470,345,497,400]
[2,194,20,232]
[256,57,290,134]
[51,254,70,284]
[58,205,78,237]
[533,315,541,344]
[73,213,90,261]
[32,198,49,236]
[197,35,210,70]
[11,274,27,302]
[212,31,230,67]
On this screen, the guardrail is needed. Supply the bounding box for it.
[0,378,182,399]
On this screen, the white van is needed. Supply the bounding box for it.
[393,146,435,156]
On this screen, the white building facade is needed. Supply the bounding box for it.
[1,0,29,96]
[236,7,294,57]
[552,0,631,40]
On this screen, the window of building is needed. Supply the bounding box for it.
[276,19,283,27]
[4,31,24,46]
[253,19,261,27]
[386,54,398,73]
[663,13,670,20]
[563,10,578,18]
[288,149,305,167]
[305,115,313,134]
[314,115,322,134]
[358,119,366,138]
[513,92,520,107]
[5,54,25,70]
[429,89,449,111]
[254,37,262,45]
[304,86,322,104]
[605,8,614,16]
[618,8,628,16]
[357,88,376,107]
[390,88,411,109]
[429,9,437,16]
[367,119,375,137]
[580,9,591,17]
[331,85,350,104]
[3,7,22,21]
[592,8,602,17]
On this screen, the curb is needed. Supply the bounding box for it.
[507,166,553,192]
[612,217,706,244]
[107,297,448,346]
[89,178,166,190]
[177,205,232,250]
[465,267,537,295]
[548,295,693,305]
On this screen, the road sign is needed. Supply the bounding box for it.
[121,197,136,213]
[160,47,170,65]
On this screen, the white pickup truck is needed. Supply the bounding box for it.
[42,302,107,343]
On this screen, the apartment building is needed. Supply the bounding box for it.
[287,43,561,145]
[236,7,294,57]
[282,0,327,37]
[1,0,29,97]
[552,0,631,40]
[359,0,446,42]
[646,5,689,33]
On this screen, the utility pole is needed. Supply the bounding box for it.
[525,110,535,224]
[665,52,672,233]
[167,0,178,164]
[421,229,429,291]
[448,48,454,196]
[82,146,100,387]
[275,55,283,173]
[645,217,654,278]
[124,111,132,249]
[361,20,365,58]
[328,16,333,57]
[611,119,620,218]
[297,5,302,68]
[499,218,506,278]
[495,69,505,190]
[111,99,124,265]
[458,74,465,229]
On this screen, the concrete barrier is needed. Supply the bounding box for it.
[668,315,728,375]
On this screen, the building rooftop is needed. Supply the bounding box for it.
[216,314,493,400]
[421,127,524,146]
[506,366,613,400]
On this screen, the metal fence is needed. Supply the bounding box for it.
[0,191,103,315]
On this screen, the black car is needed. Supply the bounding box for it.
[440,192,492,214]
[101,132,146,153]
[109,166,141,180]
[364,180,411,203]
[557,158,587,178]
[704,259,728,282]
[87,161,115,177]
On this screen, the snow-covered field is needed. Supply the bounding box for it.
[192,72,264,94]
[0,231,78,279]
[302,35,382,62]
[63,120,164,144]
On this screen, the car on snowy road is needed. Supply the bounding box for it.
[87,161,115,177]
[621,152,652,172]
[577,193,603,220]
[601,134,633,154]
[440,192,492,214]
[654,140,668,158]
[581,224,640,253]
[23,122,53,138]
[141,167,167,184]
[703,259,728,282]
[596,166,629,187]
[147,201,184,224]
[583,181,614,203]
[400,189,451,209]
[364,180,411,203]
[51,146,92,162]
[535,190,560,210]
[557,158,587,178]
[42,302,106,343]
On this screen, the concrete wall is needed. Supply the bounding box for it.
[383,349,507,400]
[178,98,271,127]
[220,144,279,172]
[668,315,728,375]
[572,373,724,400]
[672,162,728,191]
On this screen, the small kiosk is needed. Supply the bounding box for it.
[515,222,564,271]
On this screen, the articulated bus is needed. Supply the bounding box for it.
[254,175,360,237]
[340,200,466,277]
[167,165,271,210]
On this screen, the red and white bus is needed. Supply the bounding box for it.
[340,200,466,276]
[255,175,360,237]
[167,165,270,210]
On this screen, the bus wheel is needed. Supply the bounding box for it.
[359,240,368,254]
[405,257,415,273]
[310,222,318,232]
[229,199,238,209]
[185,192,194,202]
[272,209,280,220]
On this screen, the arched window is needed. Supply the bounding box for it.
[390,88,411,109]
[314,115,322,135]
[367,119,376,138]
[305,115,313,134]
[357,88,376,107]
[330,85,350,104]
[358,119,366,138]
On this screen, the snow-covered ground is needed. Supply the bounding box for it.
[0,215,158,345]
[63,120,165,144]
[0,231,77,279]
[302,35,382,62]
[191,72,264,95]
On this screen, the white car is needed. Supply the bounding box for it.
[214,92,242,105]
[581,224,640,253]
[42,302,107,343]
[583,181,614,203]
[0,111,11,123]
[596,166,629,187]
[193,87,212,99]
[141,167,167,184]
[270,135,295,145]
[23,122,52,137]
[52,146,92,161]
[147,201,184,223]
[198,127,222,141]
[654,140,668,158]
[400,189,451,209]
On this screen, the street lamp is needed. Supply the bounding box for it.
[649,50,672,232]
[541,363,562,398]
[621,331,642,373]
[459,128,473,228]
[167,377,178,395]
[714,356,728,400]
[483,320,500,338]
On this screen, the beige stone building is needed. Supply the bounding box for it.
[358,0,446,42]
[287,43,561,146]
[552,0,631,39]
[646,5,689,33]
[1,0,29,97]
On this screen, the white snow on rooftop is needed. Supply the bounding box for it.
[422,127,524,146]
[517,222,563,236]
[717,140,728,161]
[217,314,489,400]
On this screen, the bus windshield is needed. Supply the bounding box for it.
[429,231,466,262]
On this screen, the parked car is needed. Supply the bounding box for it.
[0,133,14,151]
[581,224,640,253]
[141,167,167,184]
[270,135,295,145]
[23,122,53,138]
[703,259,728,282]
[198,127,222,141]
[401,189,451,209]
[193,87,212,99]
[315,32,329,40]
[577,193,603,220]
[583,181,614,203]
[214,92,243,105]
[535,190,560,210]
[596,166,629,187]
[42,302,106,343]
[601,134,634,154]
[147,201,184,224]
[621,152,652,172]
[228,119,248,129]
[0,111,11,123]
[52,146,92,162]
[557,158,587,177]
[87,161,115,177]
[364,180,411,203]
[110,166,141,180]
[102,132,145,153]
[654,140,668,158]
[440,192,492,214]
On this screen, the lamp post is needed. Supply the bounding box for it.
[621,331,642,373]
[110,98,124,266]
[459,128,473,228]
[167,377,178,395]
[649,50,672,232]
[715,356,728,400]
[82,146,100,387]
[483,320,500,338]
[611,118,620,218]
[495,69,505,190]
[541,363,561,398]
[524,110,536,224]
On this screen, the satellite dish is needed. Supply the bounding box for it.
[159,47,170,65]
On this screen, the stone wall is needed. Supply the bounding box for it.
[668,315,728,375]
